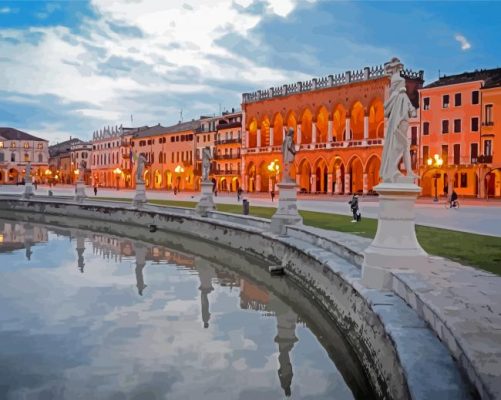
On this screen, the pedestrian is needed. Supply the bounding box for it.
[174,187,177,195]
[33,180,38,190]
[348,194,361,222]
[271,190,275,202]
[93,185,98,196]
[214,188,218,197]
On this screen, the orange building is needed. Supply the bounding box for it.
[194,116,217,190]
[480,75,501,197]
[214,110,242,192]
[418,68,501,198]
[132,120,200,191]
[241,58,423,195]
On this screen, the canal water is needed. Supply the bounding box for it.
[0,218,374,400]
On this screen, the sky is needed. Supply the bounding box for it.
[0,0,500,144]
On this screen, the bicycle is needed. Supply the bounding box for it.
[444,199,460,209]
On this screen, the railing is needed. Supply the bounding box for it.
[213,169,239,175]
[214,153,241,160]
[242,62,424,104]
[243,139,384,153]
[215,138,242,145]
[482,121,494,127]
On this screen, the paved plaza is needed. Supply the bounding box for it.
[2,184,499,237]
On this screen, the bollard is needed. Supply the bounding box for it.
[242,199,249,215]
[48,190,53,197]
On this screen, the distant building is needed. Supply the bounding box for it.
[0,127,49,184]
[49,138,84,184]
[213,110,242,192]
[91,125,145,188]
[419,67,501,198]
[194,116,217,190]
[132,120,201,190]
[70,141,93,184]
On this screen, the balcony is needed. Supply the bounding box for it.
[214,153,241,160]
[215,138,242,145]
[482,121,494,127]
[473,155,493,164]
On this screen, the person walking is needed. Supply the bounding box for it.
[271,190,275,202]
[93,185,98,196]
[33,180,38,190]
[348,194,361,222]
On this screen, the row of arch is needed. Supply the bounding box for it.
[245,154,381,194]
[247,98,384,148]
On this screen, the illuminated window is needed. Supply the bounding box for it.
[24,142,29,149]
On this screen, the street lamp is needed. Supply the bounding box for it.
[427,154,443,202]
[113,167,122,190]
[267,159,280,190]
[174,165,185,192]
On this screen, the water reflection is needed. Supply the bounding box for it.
[0,218,373,400]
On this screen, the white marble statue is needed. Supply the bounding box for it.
[380,72,417,183]
[202,147,211,182]
[25,162,31,182]
[282,127,296,182]
[136,154,147,184]
[78,161,85,181]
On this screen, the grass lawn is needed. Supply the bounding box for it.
[96,197,501,275]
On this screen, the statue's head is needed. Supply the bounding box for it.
[288,127,294,137]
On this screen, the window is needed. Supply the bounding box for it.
[423,122,429,135]
[442,145,448,165]
[460,173,468,188]
[454,93,462,107]
[24,142,29,149]
[442,120,449,134]
[171,153,174,162]
[10,142,16,148]
[24,153,29,162]
[423,145,429,162]
[411,127,418,145]
[472,90,479,105]
[484,140,492,156]
[454,119,461,133]
[471,143,478,163]
[422,97,430,110]
[0,152,3,162]
[147,140,152,145]
[0,142,3,148]
[453,144,460,165]
[484,104,493,125]
[11,153,15,162]
[442,94,449,108]
[471,117,479,132]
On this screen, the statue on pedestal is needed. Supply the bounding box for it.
[380,63,417,183]
[25,162,32,183]
[136,154,147,184]
[282,128,296,182]
[78,160,86,182]
[202,147,211,182]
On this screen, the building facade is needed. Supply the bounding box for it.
[0,127,49,184]
[418,68,501,198]
[241,59,424,195]
[480,76,501,198]
[132,120,200,191]
[214,110,242,192]
[194,116,217,190]
[70,141,92,184]
[49,138,86,184]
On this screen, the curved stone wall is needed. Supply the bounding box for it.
[0,197,472,400]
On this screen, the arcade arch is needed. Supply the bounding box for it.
[365,155,381,192]
[248,119,258,148]
[313,157,328,193]
[300,109,313,144]
[297,159,311,193]
[316,106,329,143]
[350,101,365,141]
[272,113,284,146]
[347,155,363,194]
[332,104,346,142]
[368,98,384,139]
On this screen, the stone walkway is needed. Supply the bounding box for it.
[288,225,501,400]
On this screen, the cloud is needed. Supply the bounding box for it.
[455,34,471,51]
[0,7,14,14]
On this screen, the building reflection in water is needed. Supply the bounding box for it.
[0,221,48,259]
[0,219,299,397]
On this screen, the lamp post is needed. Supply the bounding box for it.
[113,167,122,190]
[426,154,443,202]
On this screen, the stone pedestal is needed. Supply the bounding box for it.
[270,181,303,235]
[22,182,34,199]
[74,181,86,202]
[133,182,147,207]
[362,180,427,290]
[196,181,216,216]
